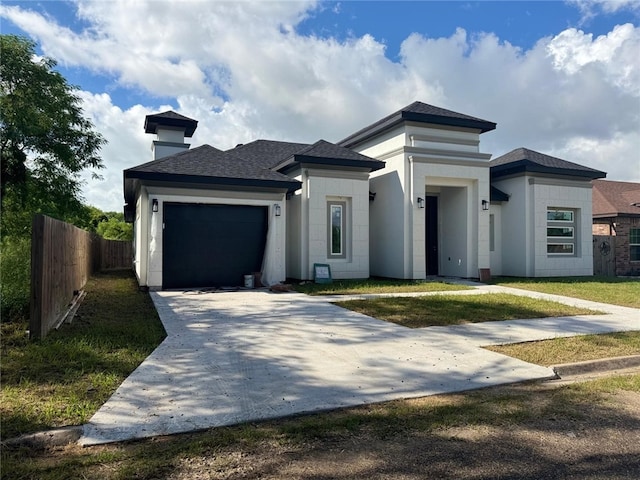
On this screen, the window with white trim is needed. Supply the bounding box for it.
[547,208,576,255]
[630,228,640,262]
[489,214,495,252]
[327,201,347,259]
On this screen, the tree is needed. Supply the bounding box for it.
[96,214,133,241]
[0,34,105,237]
[1,35,106,322]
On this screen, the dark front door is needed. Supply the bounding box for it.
[426,196,438,275]
[163,203,268,289]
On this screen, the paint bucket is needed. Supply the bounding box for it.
[244,274,254,289]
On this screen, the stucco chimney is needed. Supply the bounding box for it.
[144,111,198,160]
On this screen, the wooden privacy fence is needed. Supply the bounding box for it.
[30,214,132,339]
[593,235,615,277]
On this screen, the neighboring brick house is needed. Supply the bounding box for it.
[592,179,640,276]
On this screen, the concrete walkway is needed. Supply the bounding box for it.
[80,284,639,446]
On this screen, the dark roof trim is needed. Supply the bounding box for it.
[123,203,135,223]
[339,105,496,148]
[593,212,640,219]
[124,171,301,205]
[490,185,510,202]
[278,154,385,175]
[490,160,606,180]
[126,170,301,190]
[144,111,198,137]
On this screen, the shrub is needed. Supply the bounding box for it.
[0,236,31,322]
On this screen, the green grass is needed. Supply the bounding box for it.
[0,271,166,439]
[335,293,599,328]
[293,278,471,295]
[2,374,638,480]
[491,276,640,308]
[487,331,640,366]
[1,270,637,479]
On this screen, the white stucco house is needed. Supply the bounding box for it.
[123,102,606,290]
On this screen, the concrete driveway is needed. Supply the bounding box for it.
[80,287,639,446]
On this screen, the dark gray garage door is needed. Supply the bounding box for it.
[163,203,268,289]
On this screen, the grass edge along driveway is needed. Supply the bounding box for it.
[335,292,599,328]
[0,271,166,440]
[491,276,640,309]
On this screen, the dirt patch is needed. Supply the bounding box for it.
[10,378,638,480]
[160,405,640,480]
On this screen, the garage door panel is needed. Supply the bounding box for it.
[163,203,267,289]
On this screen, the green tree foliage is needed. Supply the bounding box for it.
[96,212,133,241]
[1,35,107,322]
[0,236,31,321]
[0,34,105,238]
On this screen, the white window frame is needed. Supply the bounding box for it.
[489,214,495,252]
[547,208,577,256]
[547,226,574,239]
[630,227,640,262]
[327,201,347,259]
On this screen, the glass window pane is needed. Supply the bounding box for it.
[547,244,574,254]
[631,245,640,262]
[331,205,342,255]
[489,214,495,252]
[630,228,640,245]
[547,210,573,222]
[547,227,574,238]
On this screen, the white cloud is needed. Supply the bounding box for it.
[2,1,639,211]
[568,0,640,23]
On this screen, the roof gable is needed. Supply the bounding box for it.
[490,147,606,180]
[592,179,640,217]
[339,101,496,148]
[283,139,385,172]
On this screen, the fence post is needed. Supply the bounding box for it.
[29,214,46,340]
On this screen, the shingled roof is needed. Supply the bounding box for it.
[228,140,309,169]
[228,139,385,173]
[124,145,301,205]
[592,179,640,218]
[339,101,496,148]
[144,111,198,137]
[490,147,606,180]
[275,140,385,174]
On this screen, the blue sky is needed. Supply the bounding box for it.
[2,0,639,211]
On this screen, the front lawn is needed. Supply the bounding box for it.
[487,331,640,366]
[335,293,599,328]
[0,271,166,440]
[293,278,471,295]
[2,374,638,480]
[491,276,640,308]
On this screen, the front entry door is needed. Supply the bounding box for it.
[426,196,438,275]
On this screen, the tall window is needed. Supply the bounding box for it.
[631,228,640,262]
[547,208,576,255]
[489,214,495,252]
[327,201,347,258]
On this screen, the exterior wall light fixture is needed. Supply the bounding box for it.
[417,197,425,209]
[152,198,159,213]
[274,204,281,216]
[482,199,489,211]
